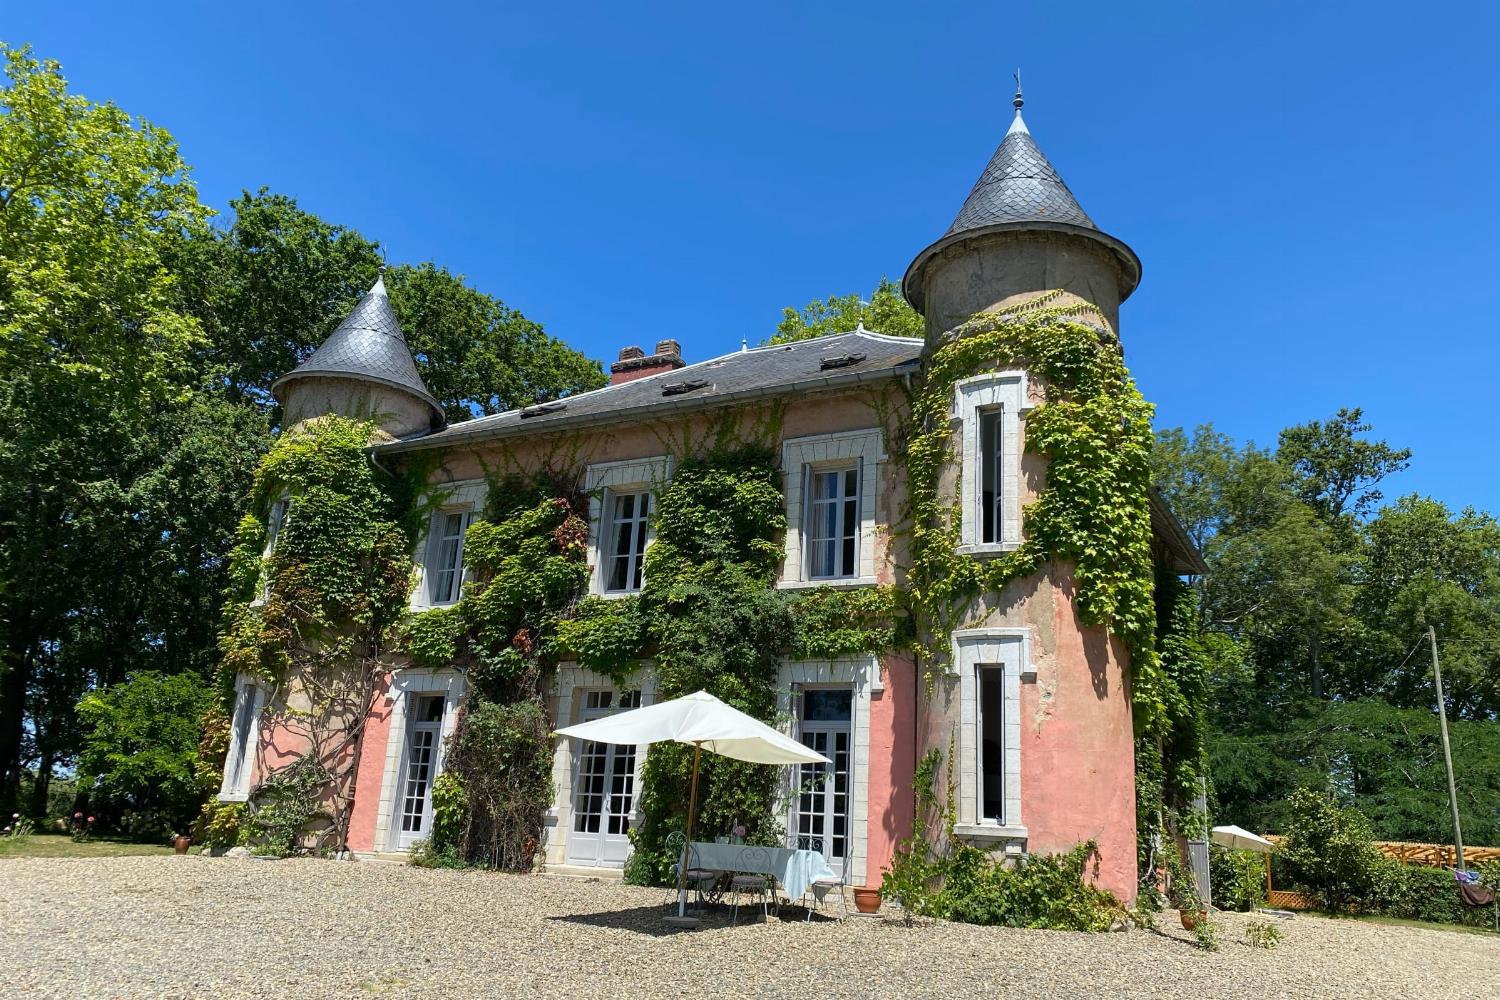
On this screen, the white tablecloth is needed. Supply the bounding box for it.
[690,842,835,901]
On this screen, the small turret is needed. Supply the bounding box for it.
[903,82,1141,340]
[271,275,445,438]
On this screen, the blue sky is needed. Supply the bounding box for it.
[11,2,1499,514]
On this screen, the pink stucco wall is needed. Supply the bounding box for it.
[1018,567,1138,901]
[344,672,395,853]
[865,652,916,890]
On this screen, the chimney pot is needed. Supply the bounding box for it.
[618,345,645,362]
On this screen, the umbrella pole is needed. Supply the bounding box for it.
[678,741,703,919]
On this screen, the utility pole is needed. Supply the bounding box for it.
[1429,625,1465,870]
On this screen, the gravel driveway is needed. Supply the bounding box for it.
[2,856,1495,999]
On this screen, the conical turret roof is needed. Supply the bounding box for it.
[942,112,1095,234]
[903,97,1140,313]
[271,275,444,428]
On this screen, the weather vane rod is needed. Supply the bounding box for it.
[1013,68,1024,113]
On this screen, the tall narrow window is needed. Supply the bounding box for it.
[427,509,474,605]
[219,679,262,800]
[265,499,289,555]
[977,666,1005,823]
[605,491,649,593]
[806,466,859,579]
[979,408,1003,544]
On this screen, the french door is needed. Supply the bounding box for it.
[793,688,853,874]
[567,690,642,867]
[394,694,446,850]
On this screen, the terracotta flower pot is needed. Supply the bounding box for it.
[1179,908,1205,931]
[173,836,192,855]
[853,887,881,914]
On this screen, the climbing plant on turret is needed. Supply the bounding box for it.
[214,415,426,855]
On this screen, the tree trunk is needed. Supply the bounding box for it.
[28,750,52,817]
[0,644,33,814]
[1309,628,1323,700]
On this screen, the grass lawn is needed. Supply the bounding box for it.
[0,831,174,859]
[1349,913,1500,936]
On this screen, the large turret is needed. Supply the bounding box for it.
[271,275,445,438]
[902,84,1140,339]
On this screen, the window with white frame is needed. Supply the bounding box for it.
[585,456,669,598]
[805,465,860,580]
[950,629,1031,837]
[955,373,1031,553]
[218,676,265,801]
[425,508,476,606]
[781,429,883,587]
[603,490,650,593]
[977,665,1005,822]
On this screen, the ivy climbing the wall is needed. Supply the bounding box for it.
[902,290,1207,907]
[404,474,589,870]
[215,415,425,855]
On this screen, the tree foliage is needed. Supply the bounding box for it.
[0,47,607,819]
[771,276,923,344]
[1154,411,1500,848]
[75,671,212,835]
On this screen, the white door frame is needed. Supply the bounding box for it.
[791,688,854,875]
[566,689,642,867]
[373,668,465,854]
[392,696,445,850]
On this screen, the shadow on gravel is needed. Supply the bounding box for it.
[549,902,837,937]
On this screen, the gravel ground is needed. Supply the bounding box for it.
[2,856,1495,1000]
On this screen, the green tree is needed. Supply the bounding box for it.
[0,45,213,810]
[771,276,923,344]
[1278,786,1381,911]
[386,262,605,421]
[76,671,212,834]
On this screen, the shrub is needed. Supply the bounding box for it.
[443,699,553,871]
[933,842,1121,931]
[427,772,464,853]
[1364,856,1488,927]
[195,800,245,851]
[74,671,212,835]
[1278,787,1380,911]
[1210,844,1266,911]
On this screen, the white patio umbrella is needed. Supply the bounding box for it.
[1210,824,1276,854]
[554,690,830,922]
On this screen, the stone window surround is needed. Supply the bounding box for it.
[780,429,885,588]
[372,667,466,853]
[778,655,881,887]
[952,372,1034,556]
[217,673,266,803]
[409,478,488,610]
[585,456,672,598]
[543,663,659,869]
[949,628,1033,851]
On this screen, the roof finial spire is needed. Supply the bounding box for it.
[1013,68,1023,114]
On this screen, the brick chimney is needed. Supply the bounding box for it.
[609,339,686,385]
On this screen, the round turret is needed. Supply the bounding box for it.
[271,276,445,438]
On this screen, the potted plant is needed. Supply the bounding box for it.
[852,886,881,914]
[1168,852,1208,929]
[173,833,192,855]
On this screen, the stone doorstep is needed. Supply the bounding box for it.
[540,863,626,881]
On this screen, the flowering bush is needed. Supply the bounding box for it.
[69,812,95,843]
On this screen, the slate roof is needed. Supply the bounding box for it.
[903,107,1141,312]
[271,276,445,427]
[376,329,923,454]
[943,113,1095,234]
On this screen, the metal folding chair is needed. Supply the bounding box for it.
[665,832,716,911]
[729,845,773,925]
